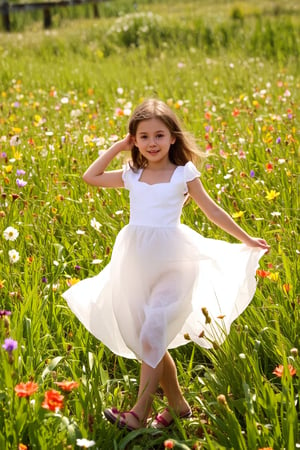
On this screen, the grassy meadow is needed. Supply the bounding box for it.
[0,0,299,448]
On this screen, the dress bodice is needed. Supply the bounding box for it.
[122,162,200,227]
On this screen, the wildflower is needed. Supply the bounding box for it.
[66,278,80,287]
[283,283,292,294]
[16,169,26,176]
[9,249,20,264]
[90,218,101,231]
[232,108,240,117]
[265,163,273,173]
[41,389,64,412]
[256,269,270,278]
[3,226,19,241]
[164,440,174,449]
[272,364,296,377]
[276,137,281,144]
[0,310,11,318]
[201,307,211,324]
[55,380,80,392]
[5,165,13,173]
[290,348,298,357]
[268,272,279,281]
[2,338,18,352]
[10,135,20,147]
[14,381,39,397]
[232,211,244,219]
[76,438,96,448]
[217,394,228,406]
[16,179,27,188]
[250,170,255,178]
[265,190,280,201]
[18,444,28,450]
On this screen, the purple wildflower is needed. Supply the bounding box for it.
[1,152,7,158]
[16,179,27,188]
[75,265,81,271]
[250,170,255,178]
[42,277,48,283]
[2,338,18,352]
[276,137,281,144]
[16,169,26,176]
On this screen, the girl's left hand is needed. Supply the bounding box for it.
[244,237,270,253]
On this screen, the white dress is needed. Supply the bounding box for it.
[62,162,266,368]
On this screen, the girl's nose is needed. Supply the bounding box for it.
[149,137,157,146]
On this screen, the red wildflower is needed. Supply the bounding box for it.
[55,380,80,391]
[265,162,273,173]
[41,389,64,411]
[164,440,174,449]
[15,381,39,398]
[272,364,296,378]
[256,269,271,278]
[232,108,240,117]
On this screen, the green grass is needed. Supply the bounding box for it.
[0,0,299,449]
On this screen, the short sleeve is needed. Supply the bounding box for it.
[184,161,201,182]
[122,163,132,189]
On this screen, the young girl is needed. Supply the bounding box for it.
[62,98,269,431]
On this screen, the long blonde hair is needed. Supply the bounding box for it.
[128,99,203,169]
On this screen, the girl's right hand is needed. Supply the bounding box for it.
[119,133,135,151]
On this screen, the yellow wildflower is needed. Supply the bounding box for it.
[232,211,244,219]
[5,165,13,173]
[66,278,80,287]
[266,190,280,201]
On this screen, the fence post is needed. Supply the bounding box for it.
[1,1,10,31]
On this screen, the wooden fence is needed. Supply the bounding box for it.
[0,0,105,31]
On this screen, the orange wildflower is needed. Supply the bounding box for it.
[256,269,271,278]
[41,389,64,411]
[283,283,292,294]
[18,445,28,450]
[55,380,80,391]
[272,364,296,378]
[14,381,39,398]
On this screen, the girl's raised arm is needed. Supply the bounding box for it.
[82,134,134,188]
[188,178,270,251]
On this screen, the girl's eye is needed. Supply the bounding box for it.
[156,134,164,139]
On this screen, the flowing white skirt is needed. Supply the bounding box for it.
[62,224,266,368]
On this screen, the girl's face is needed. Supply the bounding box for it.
[134,118,176,165]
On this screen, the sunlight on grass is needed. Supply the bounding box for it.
[0,0,299,448]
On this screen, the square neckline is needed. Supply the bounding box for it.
[137,165,181,186]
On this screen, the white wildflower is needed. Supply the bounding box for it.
[9,249,20,264]
[90,218,101,231]
[3,226,19,241]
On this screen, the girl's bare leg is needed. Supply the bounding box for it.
[159,351,190,413]
[108,352,189,429]
[119,359,164,428]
